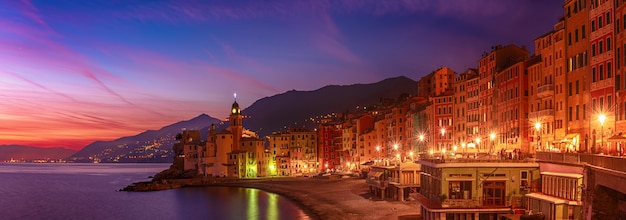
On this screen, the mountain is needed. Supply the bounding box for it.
[241,76,417,136]
[68,114,221,163]
[0,145,76,162]
[67,76,417,163]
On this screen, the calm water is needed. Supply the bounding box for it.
[0,163,311,220]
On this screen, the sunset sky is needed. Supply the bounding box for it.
[1,0,562,150]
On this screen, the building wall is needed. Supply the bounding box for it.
[495,61,531,153]
[564,0,591,152]
[616,0,626,138]
[213,133,233,177]
[590,0,616,155]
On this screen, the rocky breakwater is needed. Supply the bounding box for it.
[120,165,198,192]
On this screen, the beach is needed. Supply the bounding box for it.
[218,177,421,220]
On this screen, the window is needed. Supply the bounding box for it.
[520,171,530,189]
[592,20,596,32]
[568,33,572,45]
[592,44,596,56]
[568,82,572,96]
[600,65,604,80]
[575,29,579,42]
[569,106,573,121]
[608,62,612,78]
[599,17,604,28]
[449,181,472,200]
[608,38,612,51]
[600,41,604,54]
[619,48,622,68]
[576,80,579,94]
[607,12,611,24]
[582,25,586,38]
[592,67,597,82]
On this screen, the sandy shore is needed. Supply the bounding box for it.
[217,177,421,220]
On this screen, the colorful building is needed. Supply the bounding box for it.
[416,156,539,220]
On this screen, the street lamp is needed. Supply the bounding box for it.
[599,114,606,153]
[475,137,481,152]
[490,132,496,157]
[534,122,541,151]
[419,134,425,153]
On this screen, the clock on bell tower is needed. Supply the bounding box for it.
[230,93,243,150]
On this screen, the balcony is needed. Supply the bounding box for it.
[529,109,554,119]
[536,84,554,98]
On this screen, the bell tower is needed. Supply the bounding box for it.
[230,93,243,151]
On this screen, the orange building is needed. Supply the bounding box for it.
[478,45,528,153]
[564,0,591,152]
[589,0,616,154]
[495,58,530,154]
[531,19,566,153]
[453,69,477,150]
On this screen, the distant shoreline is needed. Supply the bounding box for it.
[123,177,420,220]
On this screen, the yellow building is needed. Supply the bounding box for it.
[416,156,539,220]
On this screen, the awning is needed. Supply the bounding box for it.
[607,135,626,142]
[368,171,383,178]
[560,133,579,142]
[361,161,374,166]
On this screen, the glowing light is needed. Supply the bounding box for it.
[419,134,425,141]
[393,144,398,150]
[490,133,495,140]
[534,122,541,131]
[598,114,606,126]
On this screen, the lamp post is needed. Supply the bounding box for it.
[490,132,496,157]
[534,122,541,151]
[599,114,606,154]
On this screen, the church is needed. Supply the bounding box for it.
[177,99,276,178]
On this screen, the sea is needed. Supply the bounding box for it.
[0,163,311,220]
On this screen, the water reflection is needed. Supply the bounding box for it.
[176,186,311,220]
[247,188,258,219]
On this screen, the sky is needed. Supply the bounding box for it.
[0,0,563,150]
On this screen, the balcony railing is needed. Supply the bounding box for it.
[537,84,554,98]
[536,152,626,173]
[529,109,554,119]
